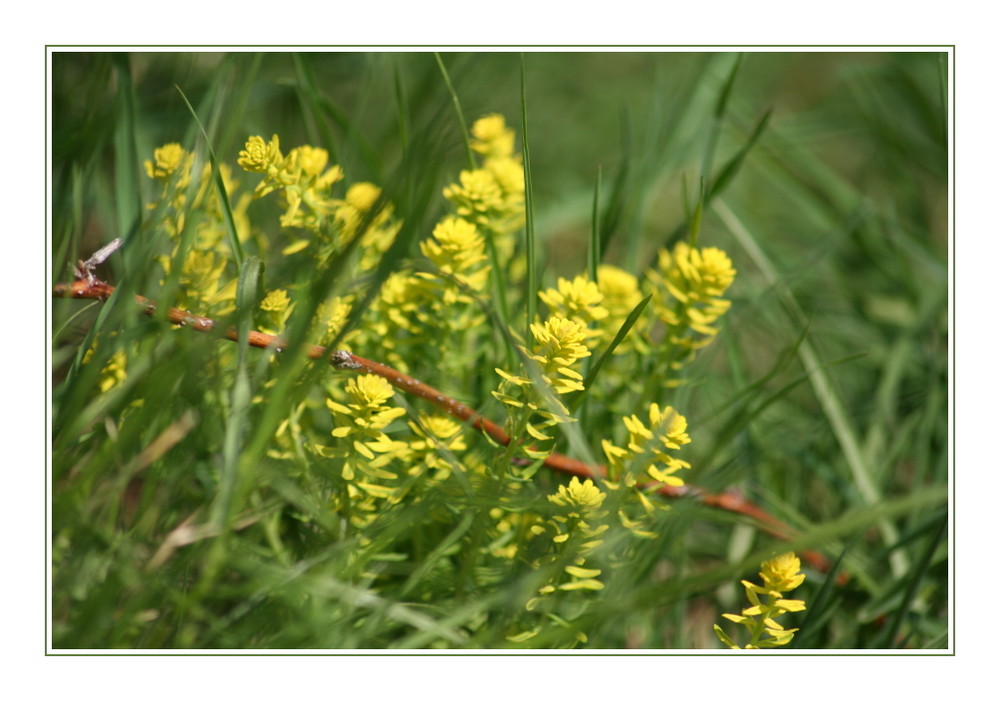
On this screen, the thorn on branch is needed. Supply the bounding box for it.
[73,237,124,285]
[330,350,363,370]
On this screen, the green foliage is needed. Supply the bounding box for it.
[51,51,948,650]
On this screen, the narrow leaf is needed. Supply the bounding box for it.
[175,85,245,268]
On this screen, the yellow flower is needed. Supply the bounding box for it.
[492,316,591,451]
[602,404,692,485]
[594,264,647,349]
[335,374,399,415]
[322,375,408,487]
[172,249,233,311]
[292,144,329,177]
[649,242,735,334]
[548,477,606,512]
[329,182,398,268]
[444,169,505,222]
[260,289,291,314]
[144,143,190,180]
[345,182,382,211]
[238,135,282,174]
[318,295,357,347]
[495,315,592,398]
[471,113,516,159]
[598,265,643,323]
[486,157,525,195]
[441,113,525,242]
[528,478,610,605]
[528,316,591,395]
[538,274,610,334]
[715,551,807,649]
[405,413,468,479]
[98,349,127,393]
[759,552,807,593]
[258,289,292,334]
[409,414,466,452]
[672,244,736,300]
[419,216,489,289]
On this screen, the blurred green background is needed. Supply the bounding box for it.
[50,50,948,649]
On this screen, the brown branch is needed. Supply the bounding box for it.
[54,276,833,573]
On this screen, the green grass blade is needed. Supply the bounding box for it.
[873,511,947,648]
[571,294,651,412]
[212,255,263,527]
[689,177,705,247]
[292,53,342,166]
[394,61,411,153]
[400,510,475,598]
[432,53,512,343]
[599,114,632,255]
[588,167,602,281]
[215,53,264,158]
[520,54,538,341]
[789,540,857,648]
[706,108,773,201]
[175,85,245,269]
[111,54,142,239]
[434,52,476,171]
[717,199,908,576]
[700,52,743,181]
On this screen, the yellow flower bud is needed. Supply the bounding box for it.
[144,143,189,179]
[238,135,282,173]
[260,289,291,314]
[760,552,807,593]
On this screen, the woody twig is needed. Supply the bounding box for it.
[54,266,831,573]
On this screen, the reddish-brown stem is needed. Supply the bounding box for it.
[54,277,832,572]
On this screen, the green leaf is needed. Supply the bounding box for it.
[175,85,245,269]
[571,294,652,412]
[521,53,538,344]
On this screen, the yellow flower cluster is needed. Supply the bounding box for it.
[597,265,648,351]
[162,248,237,314]
[403,413,468,481]
[237,135,401,267]
[601,403,692,487]
[319,375,408,489]
[339,182,401,270]
[134,109,747,649]
[538,274,609,342]
[536,266,650,357]
[235,135,407,376]
[368,216,491,369]
[470,113,516,159]
[238,134,345,232]
[145,143,193,181]
[360,117,526,368]
[647,241,736,373]
[548,476,599,505]
[317,295,359,349]
[145,143,253,315]
[258,289,292,335]
[715,552,808,649]
[525,317,591,395]
[83,347,128,394]
[598,403,693,538]
[512,477,609,642]
[494,316,591,447]
[443,114,525,242]
[417,216,491,298]
[236,134,282,175]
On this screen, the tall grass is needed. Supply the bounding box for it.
[50,51,948,650]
